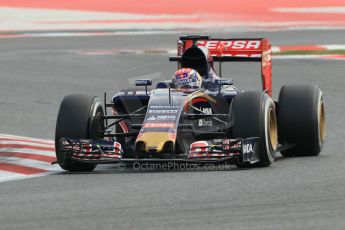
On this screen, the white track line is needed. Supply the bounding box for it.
[0,170,59,183]
[0,157,60,171]
[320,45,345,50]
[0,171,30,183]
[0,134,54,144]
[0,141,54,148]
[273,7,345,14]
[0,148,56,157]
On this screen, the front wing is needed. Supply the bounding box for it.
[58,137,260,165]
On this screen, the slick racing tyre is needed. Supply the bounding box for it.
[55,94,104,171]
[278,85,325,157]
[231,91,278,167]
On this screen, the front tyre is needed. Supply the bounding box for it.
[55,94,104,171]
[231,92,278,167]
[278,85,325,157]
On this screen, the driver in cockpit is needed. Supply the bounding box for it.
[172,68,203,92]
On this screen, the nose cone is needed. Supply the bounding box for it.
[136,132,175,152]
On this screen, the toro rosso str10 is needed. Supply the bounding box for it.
[55,35,326,171]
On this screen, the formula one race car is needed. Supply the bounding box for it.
[55,35,326,171]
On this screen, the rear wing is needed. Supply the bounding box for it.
[170,35,272,96]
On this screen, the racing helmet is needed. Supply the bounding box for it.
[172,68,202,91]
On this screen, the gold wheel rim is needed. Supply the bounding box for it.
[269,108,278,151]
[319,100,326,142]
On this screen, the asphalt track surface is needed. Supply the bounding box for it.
[0,30,345,230]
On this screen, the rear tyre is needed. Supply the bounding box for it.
[278,85,325,157]
[231,91,278,167]
[55,94,104,171]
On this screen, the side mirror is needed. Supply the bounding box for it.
[135,79,152,86]
[135,79,152,96]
